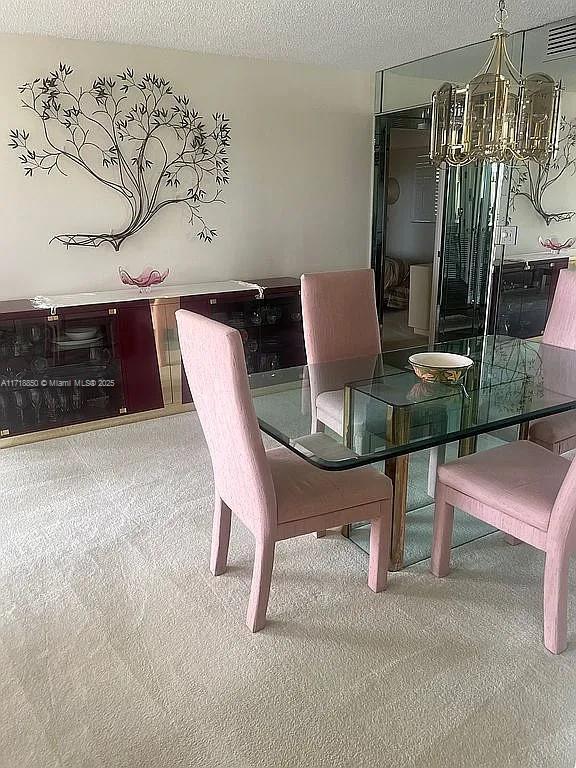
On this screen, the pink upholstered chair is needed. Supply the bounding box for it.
[301,269,381,435]
[176,309,393,632]
[301,269,382,538]
[431,440,576,653]
[530,269,576,454]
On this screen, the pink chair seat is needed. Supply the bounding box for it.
[315,390,346,434]
[438,441,570,532]
[530,410,576,455]
[269,446,392,524]
[432,439,576,654]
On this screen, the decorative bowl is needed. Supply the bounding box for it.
[119,266,169,290]
[539,236,576,253]
[408,352,473,384]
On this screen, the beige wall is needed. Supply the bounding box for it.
[0,34,374,300]
[378,34,523,114]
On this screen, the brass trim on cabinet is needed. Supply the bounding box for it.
[150,297,182,407]
[0,403,194,448]
[167,300,182,406]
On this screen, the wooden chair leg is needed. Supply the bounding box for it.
[431,482,454,577]
[315,530,327,538]
[503,533,522,546]
[210,496,232,576]
[368,505,392,593]
[543,548,569,654]
[246,537,275,633]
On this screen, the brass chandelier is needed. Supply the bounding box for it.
[430,0,562,166]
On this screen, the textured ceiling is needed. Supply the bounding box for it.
[1,0,575,70]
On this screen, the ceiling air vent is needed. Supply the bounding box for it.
[545,19,576,61]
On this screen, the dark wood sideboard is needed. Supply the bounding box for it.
[0,277,304,445]
[489,256,569,339]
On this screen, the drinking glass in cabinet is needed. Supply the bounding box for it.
[264,305,282,325]
[0,393,8,422]
[29,388,42,422]
[249,309,262,326]
[13,390,27,423]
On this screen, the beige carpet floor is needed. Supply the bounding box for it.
[0,413,575,768]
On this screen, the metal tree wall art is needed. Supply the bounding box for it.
[509,116,576,227]
[9,64,230,250]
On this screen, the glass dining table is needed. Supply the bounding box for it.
[248,335,576,569]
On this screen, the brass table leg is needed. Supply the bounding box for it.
[458,435,477,457]
[385,454,409,571]
[458,366,479,458]
[343,384,353,450]
[385,406,411,571]
[341,385,353,538]
[341,392,411,568]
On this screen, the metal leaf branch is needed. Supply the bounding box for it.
[509,116,576,227]
[9,64,230,250]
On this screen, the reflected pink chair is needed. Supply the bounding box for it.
[530,270,576,454]
[176,309,393,632]
[431,440,575,653]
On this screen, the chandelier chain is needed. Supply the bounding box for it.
[495,0,508,29]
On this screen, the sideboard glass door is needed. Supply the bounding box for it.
[0,308,125,437]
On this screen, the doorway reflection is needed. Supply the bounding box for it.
[372,108,437,351]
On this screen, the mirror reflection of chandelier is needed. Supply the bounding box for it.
[430,0,562,166]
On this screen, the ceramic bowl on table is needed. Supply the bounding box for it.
[408,352,473,384]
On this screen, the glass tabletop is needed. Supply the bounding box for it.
[249,335,576,469]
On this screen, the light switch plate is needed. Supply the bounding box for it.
[496,225,518,246]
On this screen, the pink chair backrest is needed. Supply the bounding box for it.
[541,269,576,544]
[550,454,576,547]
[543,269,576,350]
[539,342,576,399]
[176,310,276,531]
[301,269,381,364]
